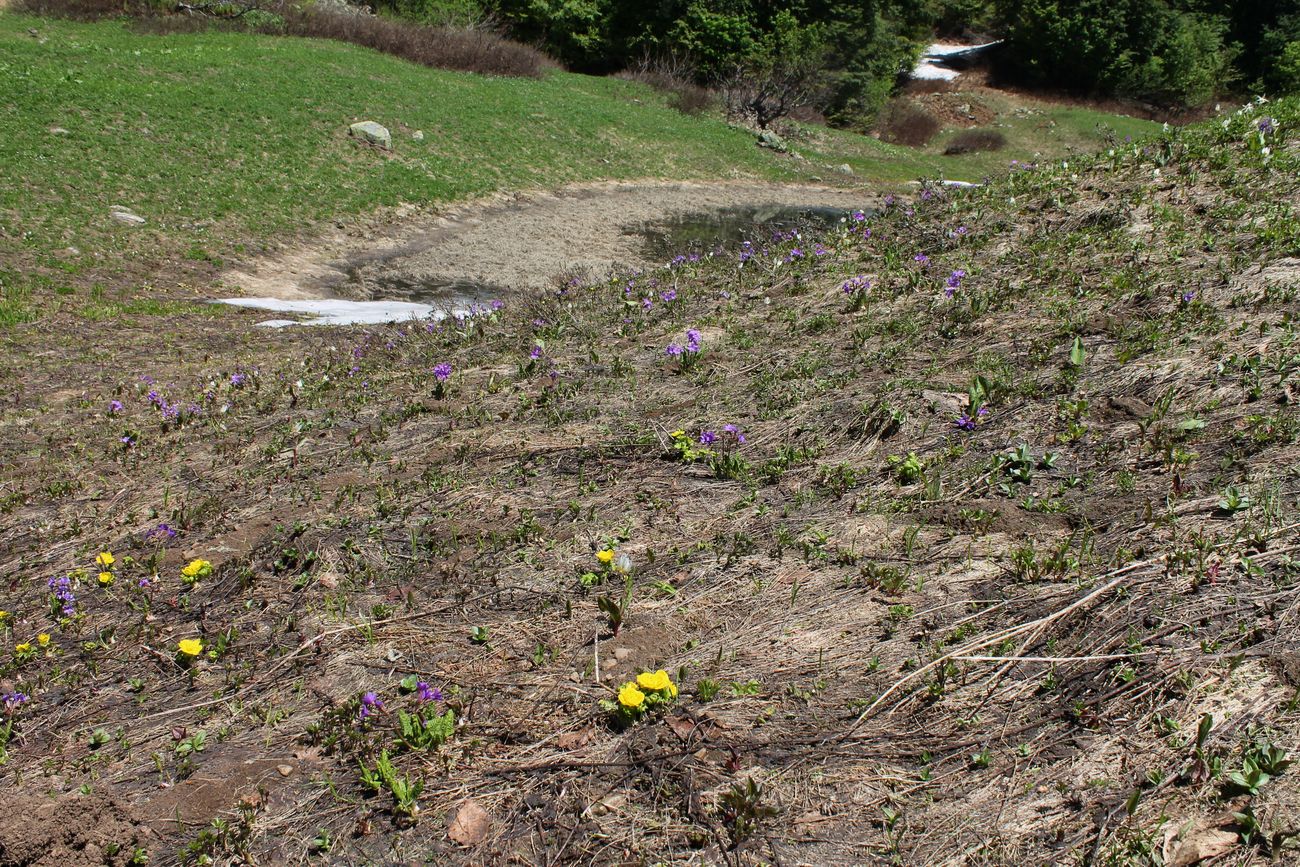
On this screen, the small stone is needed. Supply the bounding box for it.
[277,764,293,777]
[411,130,424,141]
[48,126,69,135]
[349,121,392,150]
[836,163,854,175]
[612,647,632,661]
[109,206,146,226]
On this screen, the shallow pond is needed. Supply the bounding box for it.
[632,204,863,262]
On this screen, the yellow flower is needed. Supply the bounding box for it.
[15,642,32,654]
[617,682,646,709]
[636,669,676,697]
[181,558,212,580]
[596,549,615,565]
[0,610,8,621]
[98,571,114,587]
[37,633,50,646]
[670,430,686,439]
[96,551,115,568]
[177,638,204,657]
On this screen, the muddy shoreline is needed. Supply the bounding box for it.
[218,179,880,304]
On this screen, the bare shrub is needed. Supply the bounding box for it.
[271,5,552,78]
[943,127,1007,155]
[617,55,717,117]
[15,0,554,78]
[875,99,941,147]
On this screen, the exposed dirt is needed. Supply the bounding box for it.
[0,793,150,867]
[218,180,878,301]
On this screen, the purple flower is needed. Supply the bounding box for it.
[490,299,504,311]
[954,413,976,432]
[433,363,452,382]
[660,288,677,302]
[529,346,543,360]
[665,344,684,358]
[813,243,828,257]
[1181,290,1196,304]
[120,434,135,448]
[48,575,76,616]
[415,681,443,704]
[884,194,896,207]
[359,691,385,720]
[851,210,866,222]
[842,275,870,294]
[145,523,176,542]
[722,424,746,444]
[229,373,246,388]
[641,297,653,311]
[1,692,29,713]
[699,430,717,445]
[944,269,967,299]
[685,329,702,352]
[1258,116,1276,135]
[913,253,929,267]
[108,400,123,414]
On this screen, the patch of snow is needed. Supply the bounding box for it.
[217,297,441,326]
[912,41,1001,81]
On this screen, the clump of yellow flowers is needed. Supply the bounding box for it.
[180,558,213,586]
[601,669,678,726]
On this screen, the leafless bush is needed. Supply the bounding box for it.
[875,99,941,147]
[617,55,716,116]
[15,0,554,78]
[722,61,823,130]
[944,127,1007,154]
[271,5,552,77]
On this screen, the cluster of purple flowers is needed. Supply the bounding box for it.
[659,288,677,303]
[529,345,543,360]
[432,363,452,382]
[144,523,176,543]
[851,210,867,222]
[699,423,746,446]
[1,691,29,713]
[48,575,76,617]
[359,691,385,721]
[842,275,871,295]
[954,406,990,431]
[812,243,829,257]
[108,399,123,415]
[913,253,930,268]
[1258,116,1276,135]
[229,372,247,388]
[944,269,967,299]
[665,328,702,358]
[948,225,969,239]
[416,681,443,704]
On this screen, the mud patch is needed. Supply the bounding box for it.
[218,180,877,303]
[0,792,150,867]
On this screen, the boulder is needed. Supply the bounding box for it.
[756,129,787,152]
[349,121,391,150]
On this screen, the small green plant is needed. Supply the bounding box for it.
[888,451,924,484]
[1216,486,1251,515]
[395,708,455,752]
[597,574,634,636]
[718,777,778,847]
[360,750,424,820]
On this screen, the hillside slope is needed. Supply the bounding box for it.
[0,89,1297,864]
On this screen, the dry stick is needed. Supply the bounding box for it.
[846,518,1300,735]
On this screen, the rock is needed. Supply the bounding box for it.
[109,206,146,226]
[612,647,632,661]
[349,121,392,150]
[411,130,424,141]
[48,126,69,135]
[276,764,293,777]
[836,163,854,175]
[756,129,787,152]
